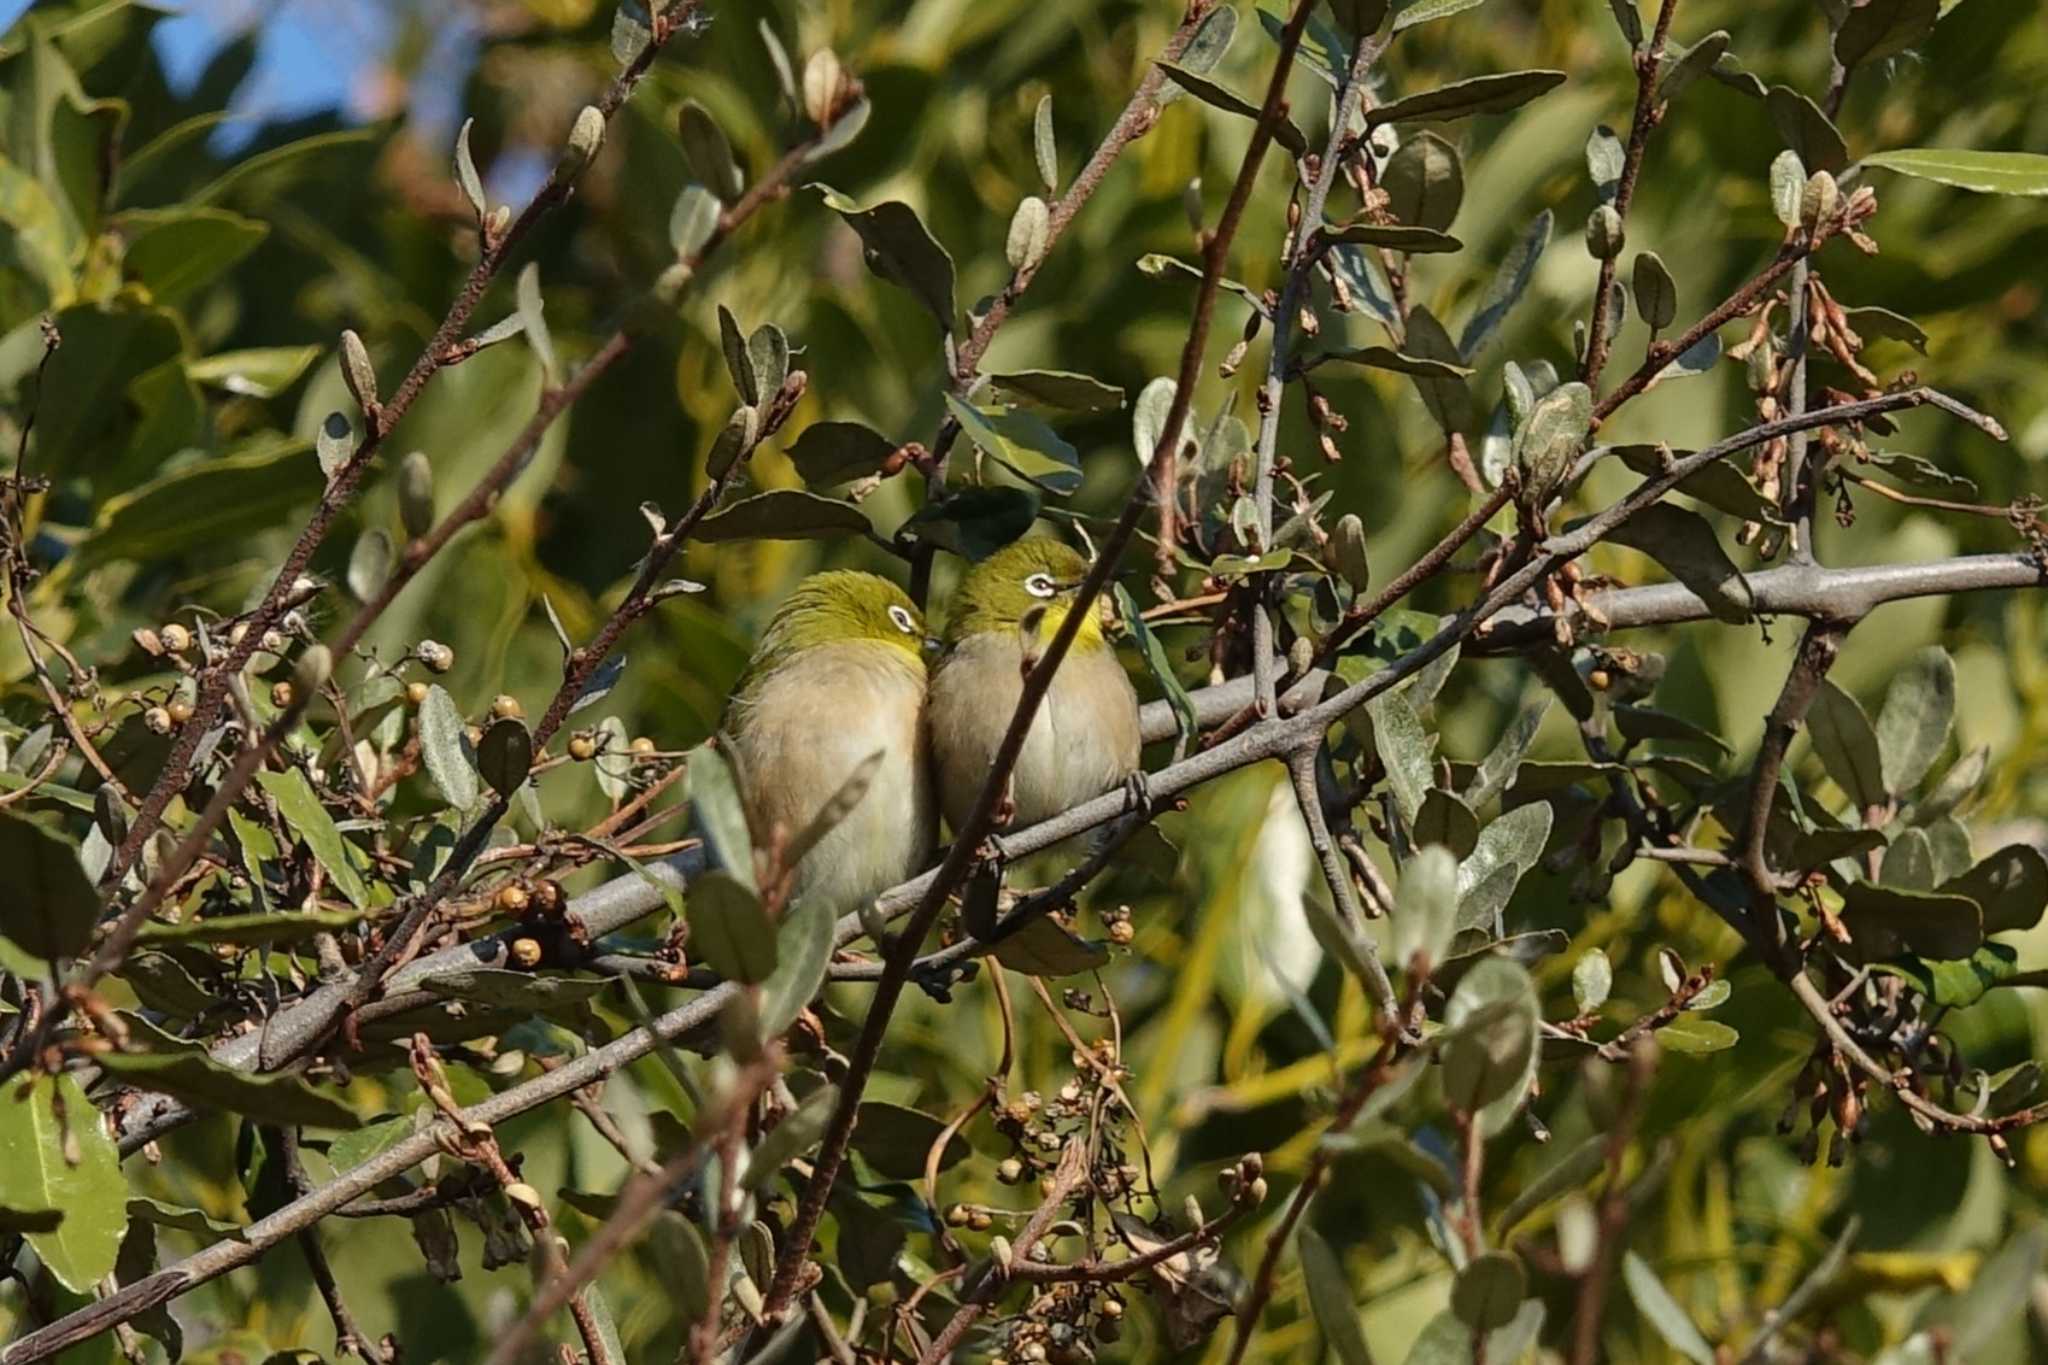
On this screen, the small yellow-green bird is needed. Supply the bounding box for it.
[725,571,936,912]
[929,538,1141,835]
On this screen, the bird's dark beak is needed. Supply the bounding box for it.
[921,634,943,659]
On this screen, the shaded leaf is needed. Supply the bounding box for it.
[691,490,870,542]
[1940,845,2048,935]
[1299,1228,1374,1365]
[993,915,1109,977]
[255,768,372,909]
[812,184,957,331]
[1366,71,1567,126]
[0,813,98,960]
[686,873,776,984]
[1838,881,1982,961]
[851,1101,970,1180]
[1460,209,1552,358]
[900,486,1040,561]
[1606,504,1751,624]
[989,369,1125,413]
[99,1051,362,1129]
[1767,86,1848,174]
[1807,680,1886,811]
[1623,1252,1716,1364]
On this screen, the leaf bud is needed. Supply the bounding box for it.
[802,50,843,127]
[1005,195,1051,271]
[340,328,379,414]
[398,451,434,539]
[1585,204,1625,259]
[1328,512,1370,592]
[1800,169,1840,234]
[556,105,605,182]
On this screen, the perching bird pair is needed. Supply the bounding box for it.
[722,538,1141,915]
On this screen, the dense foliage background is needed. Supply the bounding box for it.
[4,0,2048,1362]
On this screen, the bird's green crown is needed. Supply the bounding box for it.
[737,571,928,695]
[943,538,1108,650]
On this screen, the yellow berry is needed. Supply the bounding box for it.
[491,694,523,720]
[509,937,543,969]
[567,734,596,761]
[159,623,191,654]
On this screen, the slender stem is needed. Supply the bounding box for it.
[1579,0,1682,389]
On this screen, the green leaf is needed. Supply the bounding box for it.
[1807,680,1886,811]
[0,1073,126,1292]
[1413,790,1480,860]
[1865,148,2048,196]
[1657,30,1729,102]
[1767,87,1848,175]
[669,184,719,256]
[1459,209,1552,358]
[1033,94,1058,192]
[686,743,755,892]
[1394,845,1460,973]
[129,1196,248,1240]
[851,1101,969,1180]
[1154,62,1308,155]
[515,261,556,385]
[1631,252,1677,331]
[1466,698,1550,809]
[1837,881,1982,961]
[1572,950,1613,1015]
[416,684,479,811]
[1384,132,1464,232]
[1880,942,2018,1008]
[943,396,1081,494]
[1299,1228,1375,1365]
[811,184,957,332]
[0,158,76,309]
[74,434,323,568]
[1586,125,1625,199]
[1368,690,1434,829]
[189,128,377,207]
[1622,1252,1715,1365]
[0,813,98,960]
[136,906,360,948]
[787,420,898,487]
[1939,845,2048,935]
[253,768,372,910]
[1320,223,1464,254]
[1366,71,1567,126]
[117,206,268,304]
[1915,1227,2048,1358]
[423,968,609,1013]
[1513,380,1591,503]
[676,99,744,201]
[1393,0,1488,30]
[691,490,871,542]
[1835,0,1939,69]
[1611,444,1781,525]
[1655,1016,1740,1054]
[1606,504,1753,625]
[1613,704,1733,754]
[326,1118,414,1174]
[988,369,1125,414]
[1452,1252,1525,1331]
[1874,647,1954,796]
[26,299,183,481]
[1842,306,1929,354]
[1117,584,1195,747]
[687,873,777,984]
[1455,802,1552,932]
[1314,344,1472,379]
[759,893,835,1038]
[1162,4,1240,98]
[992,915,1109,977]
[99,1051,361,1129]
[743,1083,837,1190]
[1440,957,1539,1125]
[899,486,1040,561]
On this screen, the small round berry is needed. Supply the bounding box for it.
[567,734,597,761]
[509,937,543,969]
[418,640,455,673]
[628,736,657,759]
[143,706,173,735]
[491,694,523,720]
[270,682,294,709]
[496,884,531,915]
[1108,918,1134,945]
[997,1158,1025,1184]
[159,623,191,654]
[968,1210,993,1232]
[167,698,194,725]
[405,681,430,706]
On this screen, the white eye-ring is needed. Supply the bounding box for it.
[887,604,918,634]
[1023,572,1058,599]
